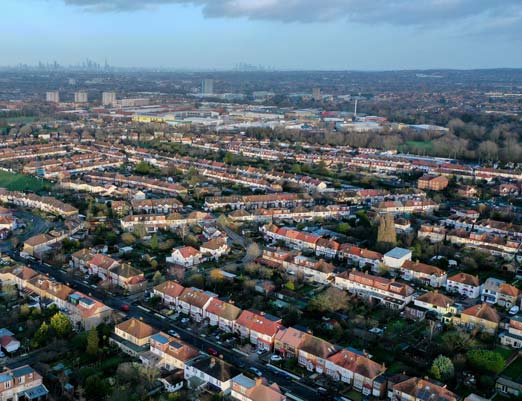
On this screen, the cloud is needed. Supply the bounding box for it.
[61,0,522,29]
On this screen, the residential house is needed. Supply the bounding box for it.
[177,288,216,322]
[383,247,412,269]
[235,310,285,351]
[392,377,457,401]
[111,318,158,356]
[339,245,382,271]
[274,327,307,358]
[458,303,501,334]
[297,334,340,374]
[0,365,48,401]
[184,356,241,393]
[446,273,481,298]
[411,291,456,321]
[66,292,113,330]
[148,332,199,371]
[231,375,286,401]
[399,261,447,288]
[167,246,203,267]
[200,238,230,261]
[418,175,449,191]
[500,315,522,349]
[204,298,242,332]
[325,349,386,397]
[334,270,414,310]
[153,281,185,309]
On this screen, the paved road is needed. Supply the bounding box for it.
[13,254,318,401]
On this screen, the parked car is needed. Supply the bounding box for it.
[509,306,520,315]
[207,347,219,356]
[270,354,283,362]
[168,329,180,338]
[248,367,262,377]
[180,317,190,324]
[120,304,129,312]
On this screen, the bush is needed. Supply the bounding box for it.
[467,349,505,375]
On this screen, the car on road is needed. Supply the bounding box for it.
[180,317,190,324]
[270,354,282,362]
[207,347,219,356]
[0,351,5,358]
[248,367,262,377]
[256,348,265,355]
[120,304,129,312]
[168,329,180,338]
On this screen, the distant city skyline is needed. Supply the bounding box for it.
[2,0,522,70]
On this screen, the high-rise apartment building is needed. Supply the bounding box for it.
[74,91,88,103]
[46,91,60,103]
[201,79,214,95]
[102,91,116,106]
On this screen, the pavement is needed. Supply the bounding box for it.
[11,253,319,401]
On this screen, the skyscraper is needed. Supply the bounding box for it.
[46,91,60,103]
[74,91,88,103]
[102,91,116,106]
[201,79,214,95]
[312,87,321,101]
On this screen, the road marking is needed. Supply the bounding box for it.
[232,348,249,357]
[138,305,151,312]
[154,313,166,320]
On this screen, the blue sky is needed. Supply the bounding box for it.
[2,0,522,70]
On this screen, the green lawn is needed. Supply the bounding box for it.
[3,116,37,124]
[0,170,51,192]
[404,140,433,150]
[502,356,522,380]
[494,346,514,361]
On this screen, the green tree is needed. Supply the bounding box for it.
[121,232,136,246]
[337,222,350,234]
[430,355,454,381]
[152,270,163,285]
[467,349,505,374]
[223,151,235,164]
[309,287,349,313]
[291,164,302,174]
[33,321,49,347]
[50,312,72,337]
[86,327,99,356]
[440,331,477,353]
[151,234,158,250]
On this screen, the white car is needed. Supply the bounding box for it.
[270,355,282,362]
[249,367,262,377]
[509,306,520,315]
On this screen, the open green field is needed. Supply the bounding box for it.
[1,116,37,124]
[0,170,51,192]
[402,140,434,150]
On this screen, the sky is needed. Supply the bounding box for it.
[2,0,522,70]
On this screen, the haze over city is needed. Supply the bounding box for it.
[3,0,522,70]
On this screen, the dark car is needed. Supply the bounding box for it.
[120,304,130,312]
[207,347,219,356]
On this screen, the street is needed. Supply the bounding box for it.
[12,253,319,401]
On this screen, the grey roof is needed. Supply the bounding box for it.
[13,366,34,378]
[19,384,49,399]
[188,356,240,382]
[385,247,411,259]
[232,374,255,389]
